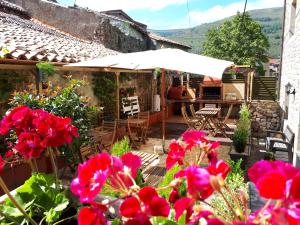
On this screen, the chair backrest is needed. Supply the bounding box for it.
[122,96,140,116]
[284,125,295,145]
[223,104,233,123]
[138,111,150,128]
[189,104,197,118]
[181,106,194,129]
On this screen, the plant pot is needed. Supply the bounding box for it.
[229,144,250,170]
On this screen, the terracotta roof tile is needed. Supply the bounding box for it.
[0,11,117,63]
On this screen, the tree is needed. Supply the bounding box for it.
[203,12,270,71]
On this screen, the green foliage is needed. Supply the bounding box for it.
[0,173,69,224]
[92,72,130,120]
[233,104,251,153]
[153,7,282,58]
[111,137,131,157]
[8,80,93,164]
[158,165,181,199]
[203,12,269,70]
[36,62,56,76]
[209,159,248,221]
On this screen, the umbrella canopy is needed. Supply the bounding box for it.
[66,48,234,78]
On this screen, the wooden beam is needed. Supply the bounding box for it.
[161,69,166,148]
[0,64,36,70]
[116,72,120,120]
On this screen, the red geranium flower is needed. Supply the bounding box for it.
[15,132,46,159]
[120,186,170,224]
[182,130,208,150]
[174,197,194,221]
[248,160,299,200]
[71,153,111,203]
[108,153,142,190]
[0,106,33,135]
[166,141,186,169]
[207,160,231,179]
[78,203,108,225]
[0,155,6,173]
[187,210,225,225]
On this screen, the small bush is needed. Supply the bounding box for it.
[111,137,131,157]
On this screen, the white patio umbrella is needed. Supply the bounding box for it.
[65,48,234,148]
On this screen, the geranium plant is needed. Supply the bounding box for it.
[0,106,78,225]
[69,130,300,225]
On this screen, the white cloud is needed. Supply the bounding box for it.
[75,0,187,11]
[189,0,283,26]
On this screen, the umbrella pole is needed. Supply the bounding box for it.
[116,72,120,120]
[161,68,166,149]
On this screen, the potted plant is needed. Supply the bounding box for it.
[36,62,56,89]
[126,87,136,97]
[230,104,251,169]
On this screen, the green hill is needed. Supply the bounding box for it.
[151,7,283,58]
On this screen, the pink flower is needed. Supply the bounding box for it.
[71,153,111,203]
[78,204,108,225]
[289,171,300,201]
[176,166,213,200]
[120,186,170,223]
[15,132,46,159]
[166,141,186,169]
[0,155,6,173]
[121,152,142,179]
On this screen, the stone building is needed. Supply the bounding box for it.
[279,0,300,166]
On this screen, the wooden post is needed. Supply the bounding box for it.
[35,69,40,95]
[249,71,254,102]
[161,69,166,148]
[116,72,120,120]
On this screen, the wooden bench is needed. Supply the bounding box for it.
[266,125,294,163]
[131,151,163,186]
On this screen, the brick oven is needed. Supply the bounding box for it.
[200,76,223,100]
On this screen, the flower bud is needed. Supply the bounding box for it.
[169,189,180,203]
[209,175,224,193]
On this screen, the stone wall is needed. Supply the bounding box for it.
[11,0,153,52]
[279,0,300,165]
[249,100,282,132]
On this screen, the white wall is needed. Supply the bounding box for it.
[280,0,300,165]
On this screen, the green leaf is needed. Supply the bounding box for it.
[163,221,178,225]
[110,218,121,225]
[44,208,60,224]
[178,212,186,225]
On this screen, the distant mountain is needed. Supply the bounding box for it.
[151,7,283,58]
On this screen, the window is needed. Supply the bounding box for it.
[289,0,297,35]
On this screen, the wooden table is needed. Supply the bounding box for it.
[195,108,224,137]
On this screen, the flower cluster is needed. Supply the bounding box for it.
[70,130,300,225]
[0,106,78,170]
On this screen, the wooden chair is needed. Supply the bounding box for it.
[90,120,117,152]
[138,111,150,143]
[127,116,142,149]
[181,105,204,130]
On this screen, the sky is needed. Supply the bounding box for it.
[57,0,283,30]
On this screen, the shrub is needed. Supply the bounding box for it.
[111,137,131,157]
[233,104,250,153]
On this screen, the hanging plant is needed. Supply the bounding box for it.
[36,62,56,86]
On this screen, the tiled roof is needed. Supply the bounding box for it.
[149,32,191,49]
[0,0,30,18]
[0,11,117,63]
